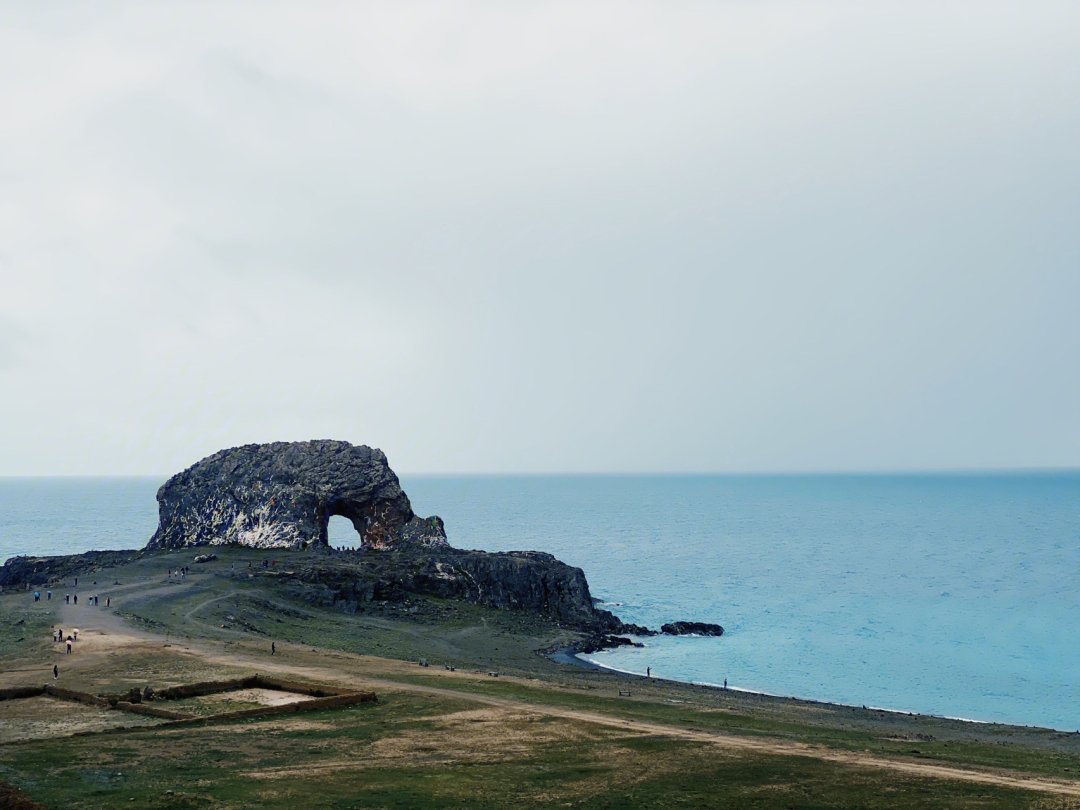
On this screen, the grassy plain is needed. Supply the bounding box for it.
[1,546,1077,809]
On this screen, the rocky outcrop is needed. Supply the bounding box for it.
[145,441,446,551]
[661,621,724,636]
[267,548,636,634]
[0,550,138,588]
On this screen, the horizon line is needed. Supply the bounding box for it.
[1,466,1077,479]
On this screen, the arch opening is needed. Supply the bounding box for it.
[327,514,363,550]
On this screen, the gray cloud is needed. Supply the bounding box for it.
[0,1,1076,474]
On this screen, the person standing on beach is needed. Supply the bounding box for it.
[647,667,651,677]
[723,679,727,690]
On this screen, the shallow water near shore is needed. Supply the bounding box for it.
[1,472,1077,730]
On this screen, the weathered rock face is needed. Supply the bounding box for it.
[273,548,631,633]
[145,441,446,551]
[0,550,138,588]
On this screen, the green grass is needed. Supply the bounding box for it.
[0,693,1051,810]
[0,596,56,662]
[4,549,1077,809]
[361,670,1080,779]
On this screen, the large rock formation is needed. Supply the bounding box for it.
[146,441,446,551]
[274,548,636,633]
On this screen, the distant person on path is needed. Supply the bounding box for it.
[47,590,51,600]
[66,640,72,654]
[647,667,651,677]
[53,665,58,679]
[73,595,77,604]
[106,597,110,607]
[74,578,77,586]
[73,631,77,641]
[65,594,69,604]
[34,591,39,601]
[271,642,276,655]
[723,679,727,690]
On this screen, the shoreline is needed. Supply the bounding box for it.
[555,647,1065,733]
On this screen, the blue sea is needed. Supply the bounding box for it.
[1,473,1077,730]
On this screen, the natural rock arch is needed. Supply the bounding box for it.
[145,441,446,551]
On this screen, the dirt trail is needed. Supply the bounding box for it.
[17,596,1080,798]
[184,641,1080,798]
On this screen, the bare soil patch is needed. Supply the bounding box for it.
[169,687,313,716]
[0,695,163,742]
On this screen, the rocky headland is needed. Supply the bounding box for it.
[1,441,720,652]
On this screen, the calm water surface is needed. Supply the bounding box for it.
[2,473,1076,730]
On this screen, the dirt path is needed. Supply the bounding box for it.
[21,597,1080,798]
[180,641,1080,798]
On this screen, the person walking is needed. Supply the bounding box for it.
[53,665,58,680]
[647,667,651,678]
[106,597,110,607]
[271,642,276,655]
[723,679,727,690]
[65,594,69,604]
[66,640,72,654]
[47,590,52,600]
[73,594,77,605]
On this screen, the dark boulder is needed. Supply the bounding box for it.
[575,635,644,654]
[145,441,446,551]
[661,621,724,637]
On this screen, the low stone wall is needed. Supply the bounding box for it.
[253,675,353,698]
[1,674,376,731]
[0,686,45,701]
[163,689,376,726]
[154,676,260,701]
[44,685,109,707]
[113,701,193,720]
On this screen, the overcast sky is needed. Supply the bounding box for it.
[0,1,1077,476]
